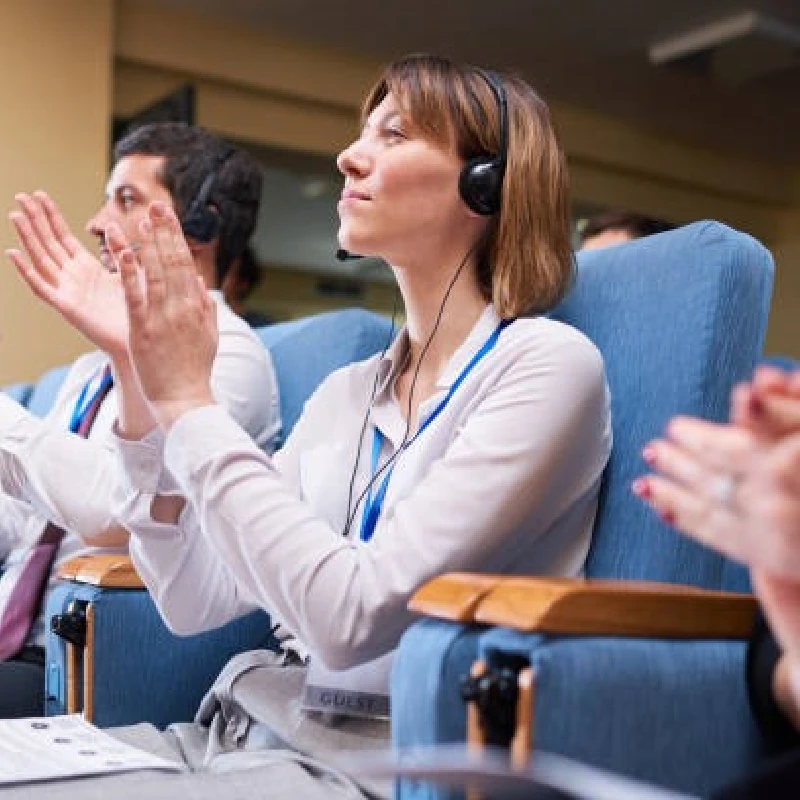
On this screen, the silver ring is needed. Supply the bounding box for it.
[712,474,738,507]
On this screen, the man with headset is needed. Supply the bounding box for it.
[0,122,280,717]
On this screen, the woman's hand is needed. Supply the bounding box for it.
[6,192,129,358]
[634,416,800,579]
[118,202,218,430]
[635,390,800,734]
[731,366,800,441]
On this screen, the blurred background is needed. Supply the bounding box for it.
[0,0,798,381]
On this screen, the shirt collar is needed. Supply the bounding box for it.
[373,304,500,401]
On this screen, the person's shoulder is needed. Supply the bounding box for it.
[503,316,604,372]
[297,351,387,421]
[65,350,108,380]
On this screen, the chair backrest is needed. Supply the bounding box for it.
[26,365,71,418]
[550,221,773,591]
[257,307,394,446]
[2,309,393,442]
[2,382,33,406]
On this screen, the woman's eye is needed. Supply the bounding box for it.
[384,127,406,143]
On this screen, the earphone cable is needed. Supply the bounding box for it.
[341,241,479,538]
[342,286,401,535]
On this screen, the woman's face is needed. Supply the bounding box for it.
[336,93,474,265]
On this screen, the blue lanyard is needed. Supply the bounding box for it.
[359,319,511,542]
[68,367,113,433]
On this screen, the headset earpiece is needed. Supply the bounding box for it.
[181,149,234,243]
[458,69,508,217]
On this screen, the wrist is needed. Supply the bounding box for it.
[152,392,216,431]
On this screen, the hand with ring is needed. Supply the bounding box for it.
[633,414,800,578]
[634,375,800,735]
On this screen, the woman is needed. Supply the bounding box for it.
[10,55,610,799]
[636,365,800,797]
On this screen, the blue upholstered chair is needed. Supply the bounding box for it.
[38,308,393,727]
[391,221,774,798]
[2,381,34,406]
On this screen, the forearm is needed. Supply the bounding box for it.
[113,426,255,634]
[112,355,158,441]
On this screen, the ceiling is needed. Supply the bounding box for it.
[153,0,800,165]
[141,0,800,281]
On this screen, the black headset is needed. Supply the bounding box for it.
[180,148,236,243]
[458,69,508,217]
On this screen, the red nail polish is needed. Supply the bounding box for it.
[659,508,676,525]
[749,394,764,416]
[632,478,651,499]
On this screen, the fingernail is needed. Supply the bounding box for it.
[632,478,651,499]
[749,394,764,416]
[642,444,657,466]
[659,508,676,525]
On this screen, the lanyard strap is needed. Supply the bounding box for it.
[359,319,511,542]
[68,366,113,434]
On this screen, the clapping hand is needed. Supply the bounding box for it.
[6,192,128,357]
[116,202,218,430]
[635,370,800,731]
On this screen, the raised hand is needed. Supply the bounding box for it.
[731,366,800,441]
[6,192,128,357]
[634,416,800,578]
[118,202,218,430]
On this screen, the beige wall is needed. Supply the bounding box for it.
[0,0,113,383]
[1,0,797,384]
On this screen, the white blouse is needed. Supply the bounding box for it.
[116,305,611,670]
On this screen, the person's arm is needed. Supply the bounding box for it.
[0,365,122,539]
[126,328,609,668]
[0,495,42,562]
[747,611,800,752]
[4,193,278,546]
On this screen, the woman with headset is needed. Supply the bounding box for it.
[11,54,610,798]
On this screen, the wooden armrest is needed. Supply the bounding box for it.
[408,573,505,621]
[56,554,145,589]
[410,574,757,639]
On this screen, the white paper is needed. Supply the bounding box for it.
[334,745,698,800]
[0,715,185,785]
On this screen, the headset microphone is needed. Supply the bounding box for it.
[336,248,364,261]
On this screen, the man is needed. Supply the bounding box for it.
[0,123,280,716]
[578,210,674,251]
[221,246,273,328]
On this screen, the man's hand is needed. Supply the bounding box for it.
[6,191,128,357]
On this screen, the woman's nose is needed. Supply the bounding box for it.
[336,139,369,177]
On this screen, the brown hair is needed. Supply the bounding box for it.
[579,210,675,246]
[362,54,573,317]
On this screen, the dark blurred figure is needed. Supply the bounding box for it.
[578,210,675,251]
[222,246,272,327]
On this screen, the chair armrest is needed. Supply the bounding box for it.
[410,573,757,639]
[56,554,144,589]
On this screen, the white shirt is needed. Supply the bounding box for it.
[116,305,611,672]
[0,291,280,646]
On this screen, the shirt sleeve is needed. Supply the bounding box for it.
[0,378,120,540]
[746,609,800,753]
[0,303,278,553]
[128,330,609,669]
